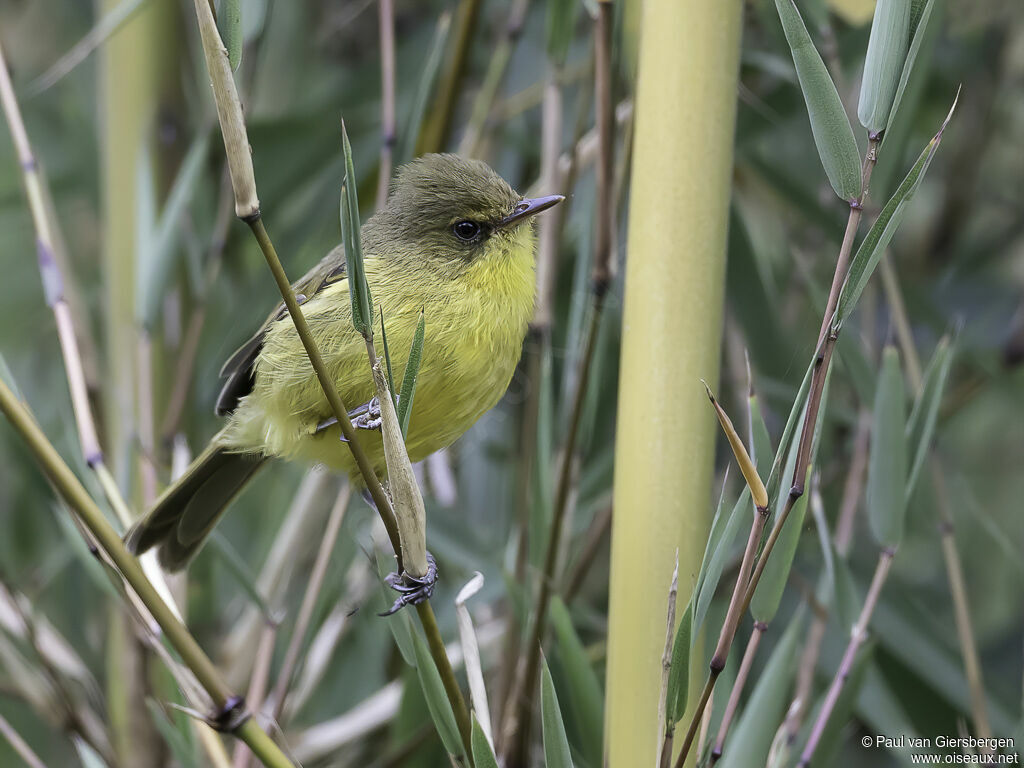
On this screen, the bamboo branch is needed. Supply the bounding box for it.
[0,713,47,768]
[0,380,296,768]
[375,0,397,209]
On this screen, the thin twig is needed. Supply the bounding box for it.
[0,712,48,768]
[267,484,352,726]
[233,623,279,768]
[711,622,767,763]
[562,502,613,601]
[798,549,894,766]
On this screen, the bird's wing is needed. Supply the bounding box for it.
[215,246,348,415]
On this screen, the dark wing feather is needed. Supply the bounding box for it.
[214,246,348,415]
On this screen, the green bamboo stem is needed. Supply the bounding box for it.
[0,380,296,768]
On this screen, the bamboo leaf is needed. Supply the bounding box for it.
[397,311,425,439]
[340,119,373,338]
[140,133,210,328]
[885,0,940,136]
[471,714,500,768]
[868,347,908,549]
[751,466,810,624]
[218,0,243,71]
[905,336,953,498]
[550,597,603,768]
[764,357,814,506]
[716,611,805,768]
[774,0,862,200]
[664,599,693,727]
[412,627,464,759]
[748,390,774,478]
[401,13,451,165]
[146,700,199,768]
[379,307,398,412]
[695,488,749,635]
[704,382,768,509]
[540,653,575,768]
[857,0,911,132]
[375,552,416,667]
[834,94,958,329]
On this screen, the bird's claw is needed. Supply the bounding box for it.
[380,553,438,616]
[315,395,388,439]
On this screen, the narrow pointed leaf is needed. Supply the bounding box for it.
[905,336,952,498]
[716,612,805,768]
[774,0,862,200]
[748,391,774,478]
[218,0,243,71]
[340,119,373,337]
[868,347,908,549]
[375,552,416,666]
[379,308,399,411]
[751,466,810,624]
[857,0,911,132]
[397,311,425,439]
[765,356,814,505]
[665,599,693,726]
[695,488,749,634]
[885,0,940,136]
[704,382,768,509]
[550,597,603,768]
[471,715,500,768]
[834,95,958,328]
[540,653,575,768]
[411,628,464,758]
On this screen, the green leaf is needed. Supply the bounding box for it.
[218,0,243,71]
[547,0,577,66]
[885,0,939,137]
[867,347,907,549]
[834,95,957,328]
[550,597,603,768]
[905,336,953,499]
[140,133,210,328]
[857,0,911,132]
[695,488,749,635]
[146,700,199,768]
[471,714,499,768]
[774,0,862,200]
[665,599,693,727]
[716,611,805,768]
[751,466,810,624]
[379,307,398,412]
[412,627,464,759]
[397,311,425,439]
[540,653,575,768]
[401,13,451,165]
[764,357,814,507]
[748,391,774,479]
[339,119,373,338]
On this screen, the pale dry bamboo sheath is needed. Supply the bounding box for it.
[506,8,615,764]
[375,0,397,209]
[710,622,767,764]
[657,556,680,768]
[675,135,882,768]
[0,381,297,768]
[798,549,895,766]
[879,262,994,745]
[0,713,47,768]
[189,0,472,753]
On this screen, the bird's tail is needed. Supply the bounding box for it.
[125,439,265,571]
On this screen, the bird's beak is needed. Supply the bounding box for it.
[497,194,565,229]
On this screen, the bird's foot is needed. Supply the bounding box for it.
[315,395,388,438]
[380,552,438,616]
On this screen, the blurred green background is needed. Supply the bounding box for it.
[0,0,1021,766]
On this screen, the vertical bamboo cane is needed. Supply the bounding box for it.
[605,1,743,766]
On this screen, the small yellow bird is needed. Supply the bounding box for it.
[127,154,562,571]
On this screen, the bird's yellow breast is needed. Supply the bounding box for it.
[221,227,536,482]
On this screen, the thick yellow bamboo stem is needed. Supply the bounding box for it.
[605,1,743,766]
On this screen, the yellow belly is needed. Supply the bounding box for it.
[220,237,535,483]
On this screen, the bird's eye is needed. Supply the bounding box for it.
[452,220,482,242]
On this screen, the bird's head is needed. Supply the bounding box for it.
[366,153,564,266]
